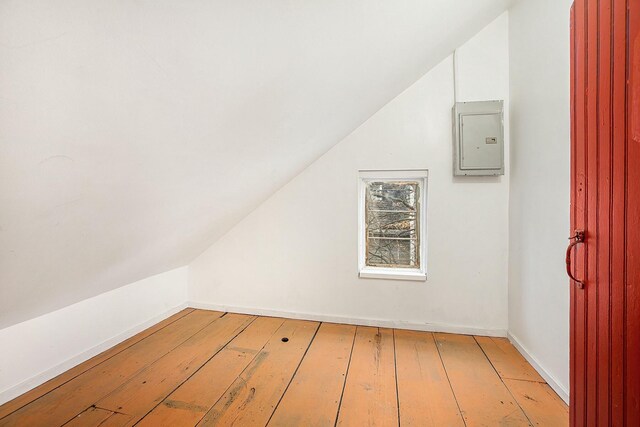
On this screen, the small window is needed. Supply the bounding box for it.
[358,170,428,281]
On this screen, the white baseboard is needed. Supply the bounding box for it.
[0,267,189,406]
[188,301,507,337]
[507,332,569,404]
[0,303,187,406]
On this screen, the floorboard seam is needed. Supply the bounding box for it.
[0,308,195,422]
[392,329,401,427]
[486,336,547,384]
[472,336,535,427]
[433,333,468,427]
[264,321,322,426]
[333,325,358,427]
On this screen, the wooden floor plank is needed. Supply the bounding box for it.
[475,336,545,382]
[268,323,356,427]
[504,379,568,426]
[395,330,464,427]
[95,313,256,424]
[0,310,222,427]
[138,316,285,427]
[0,308,194,420]
[197,319,319,426]
[434,333,531,427]
[336,326,398,427]
[2,311,568,427]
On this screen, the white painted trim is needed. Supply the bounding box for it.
[508,331,569,404]
[0,303,187,405]
[359,268,426,281]
[188,301,506,337]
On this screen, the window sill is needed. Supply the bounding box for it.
[359,268,427,282]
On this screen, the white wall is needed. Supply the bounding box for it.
[190,14,510,336]
[508,0,573,402]
[0,0,509,331]
[0,267,188,405]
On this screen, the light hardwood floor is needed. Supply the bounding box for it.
[0,309,568,426]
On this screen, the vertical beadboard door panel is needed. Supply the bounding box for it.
[595,1,613,425]
[626,1,640,422]
[610,0,628,424]
[570,0,640,425]
[570,2,587,424]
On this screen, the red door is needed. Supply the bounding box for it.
[570,0,640,425]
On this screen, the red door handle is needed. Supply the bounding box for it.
[566,230,585,289]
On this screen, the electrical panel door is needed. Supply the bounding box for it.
[453,100,504,176]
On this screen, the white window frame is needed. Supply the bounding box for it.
[358,169,428,281]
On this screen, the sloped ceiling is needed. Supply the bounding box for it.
[0,0,509,328]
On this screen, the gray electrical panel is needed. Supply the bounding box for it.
[453,100,504,176]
